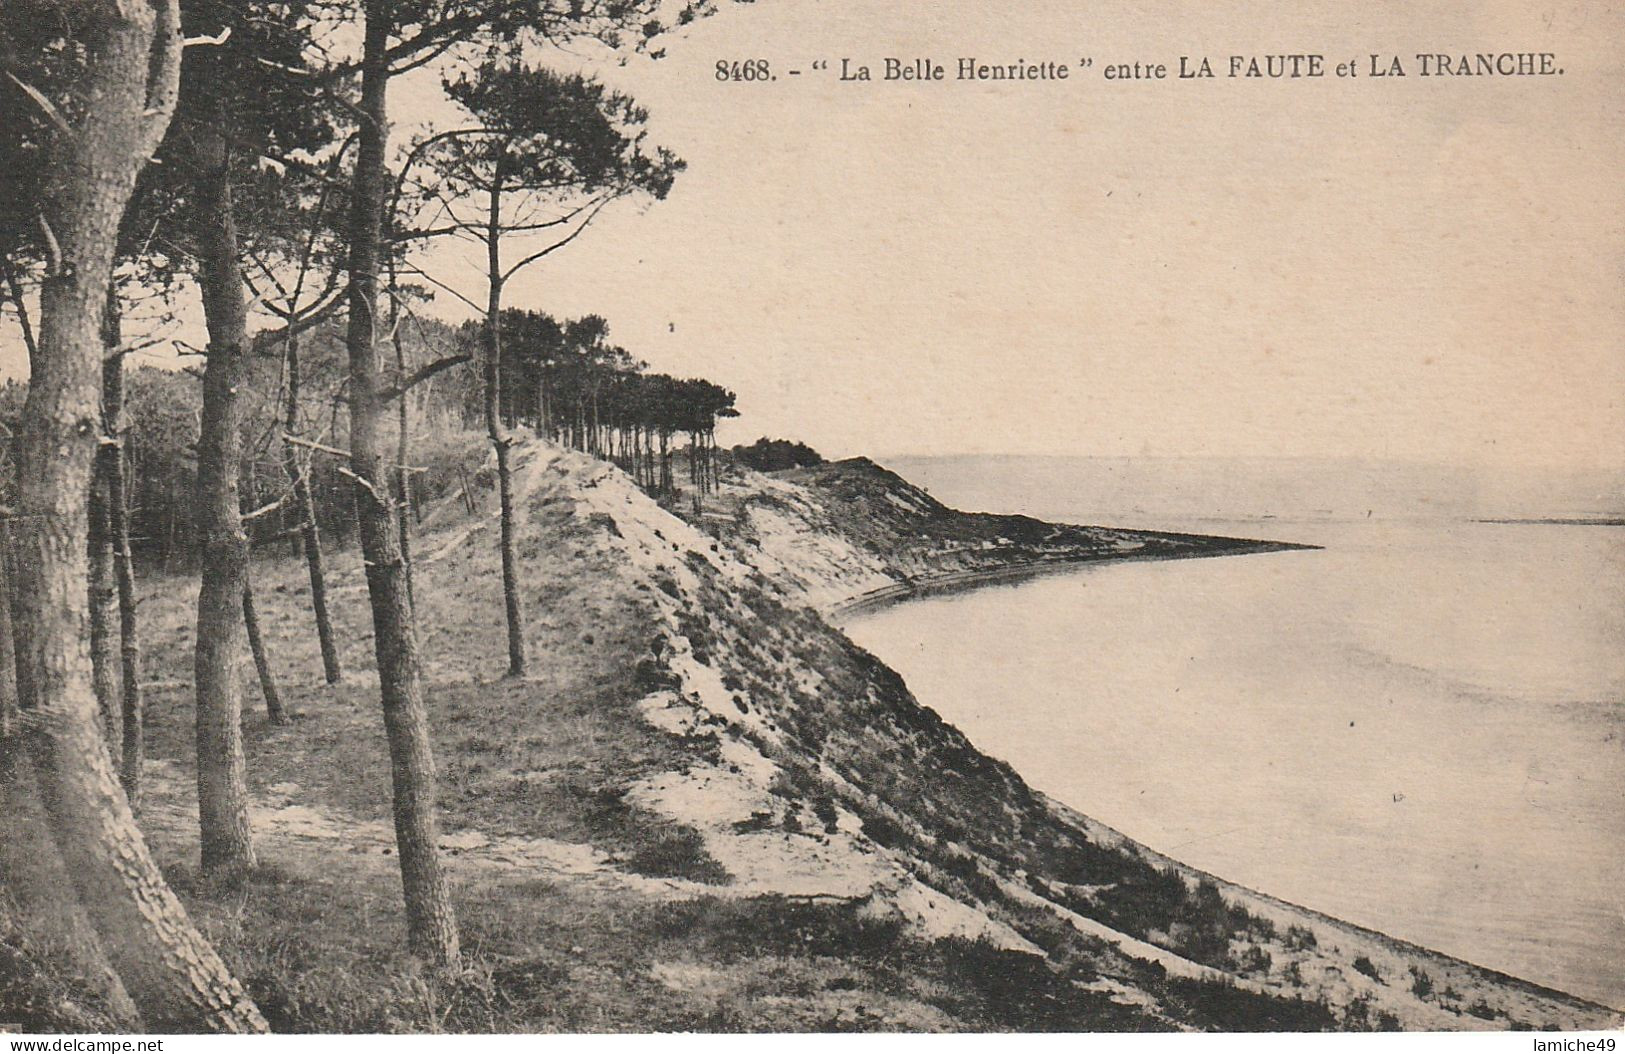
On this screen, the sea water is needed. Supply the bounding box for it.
[842,458,1625,1008]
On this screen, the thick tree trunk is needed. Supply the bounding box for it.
[344,4,459,965]
[0,536,142,1031]
[104,353,143,808]
[12,2,266,1030]
[0,770,142,1030]
[189,108,256,880]
[281,330,342,684]
[484,190,526,679]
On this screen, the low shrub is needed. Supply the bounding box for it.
[621,825,731,884]
[1284,924,1318,951]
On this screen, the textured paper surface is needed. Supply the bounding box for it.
[3,0,1620,1040]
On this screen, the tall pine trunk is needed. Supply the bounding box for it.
[484,184,526,679]
[241,576,285,725]
[12,2,266,1029]
[189,108,255,879]
[281,329,342,683]
[344,3,459,965]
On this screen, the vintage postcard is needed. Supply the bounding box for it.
[0,0,1619,1044]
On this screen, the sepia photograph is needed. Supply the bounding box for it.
[0,0,1620,1042]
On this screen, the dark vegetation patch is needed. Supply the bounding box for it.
[1236,945,1272,976]
[927,937,1161,1032]
[1284,924,1318,951]
[655,897,908,964]
[1086,872,1277,973]
[619,825,730,885]
[1158,976,1338,1032]
[651,897,1163,1032]
[1340,994,1402,1031]
[731,437,823,473]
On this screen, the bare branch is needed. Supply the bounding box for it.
[395,264,483,313]
[296,260,349,322]
[282,432,351,460]
[182,27,232,48]
[243,249,291,301]
[283,432,428,473]
[225,136,353,195]
[377,354,471,403]
[139,0,185,154]
[5,72,71,136]
[501,195,616,283]
[103,334,167,362]
[241,495,289,522]
[337,465,388,507]
[35,216,62,276]
[286,137,357,306]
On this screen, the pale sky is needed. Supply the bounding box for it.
[7,0,1622,469]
